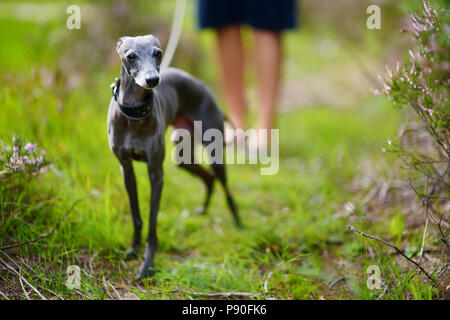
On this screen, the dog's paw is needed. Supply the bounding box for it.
[235,222,245,230]
[136,267,155,281]
[194,205,207,215]
[124,249,138,261]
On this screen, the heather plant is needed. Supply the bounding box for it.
[381,0,449,284]
[0,136,48,196]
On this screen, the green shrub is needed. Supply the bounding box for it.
[0,136,49,242]
[381,0,449,285]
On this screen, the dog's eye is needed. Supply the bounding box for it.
[126,53,137,62]
[153,50,162,59]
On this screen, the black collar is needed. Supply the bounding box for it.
[110,78,153,120]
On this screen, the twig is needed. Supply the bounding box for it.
[329,277,346,289]
[1,196,60,210]
[88,251,98,274]
[0,252,47,299]
[108,281,122,300]
[81,268,96,280]
[347,225,438,285]
[102,276,115,300]
[389,247,440,256]
[179,289,265,299]
[18,267,30,300]
[135,286,271,299]
[0,290,9,300]
[376,283,388,300]
[16,256,64,300]
[75,289,86,298]
[118,283,141,300]
[0,254,46,299]
[0,196,90,251]
[419,218,429,263]
[263,271,273,294]
[0,233,53,251]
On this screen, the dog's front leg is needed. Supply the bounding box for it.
[120,160,142,260]
[137,163,163,280]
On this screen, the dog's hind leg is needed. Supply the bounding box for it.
[210,163,242,228]
[120,160,142,260]
[173,117,215,215]
[179,162,215,215]
[177,148,215,215]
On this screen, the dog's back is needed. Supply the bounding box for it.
[158,67,225,132]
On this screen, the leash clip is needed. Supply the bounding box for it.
[110,78,120,99]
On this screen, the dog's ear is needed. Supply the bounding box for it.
[116,36,131,57]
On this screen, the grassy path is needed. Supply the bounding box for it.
[1,90,411,299]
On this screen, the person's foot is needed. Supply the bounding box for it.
[194,205,207,215]
[247,130,270,159]
[224,122,246,146]
[224,122,234,145]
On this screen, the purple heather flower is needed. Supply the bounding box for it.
[36,156,43,167]
[24,143,37,154]
[23,156,32,165]
[418,102,435,115]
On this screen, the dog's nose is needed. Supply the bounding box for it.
[145,75,160,87]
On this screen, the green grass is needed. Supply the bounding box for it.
[0,2,440,300]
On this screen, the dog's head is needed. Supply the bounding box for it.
[116,35,163,89]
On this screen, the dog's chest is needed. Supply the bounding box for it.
[110,127,148,161]
[124,134,148,161]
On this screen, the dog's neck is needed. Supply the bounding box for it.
[118,64,154,106]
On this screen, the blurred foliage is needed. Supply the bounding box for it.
[1,0,441,89]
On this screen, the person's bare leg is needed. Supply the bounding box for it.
[253,29,282,145]
[216,25,246,131]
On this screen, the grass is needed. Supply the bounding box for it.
[0,1,441,300]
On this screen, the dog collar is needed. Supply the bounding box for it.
[111,78,153,120]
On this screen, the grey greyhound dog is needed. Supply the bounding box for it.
[107,35,242,280]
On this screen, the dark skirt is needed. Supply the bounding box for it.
[197,0,298,32]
